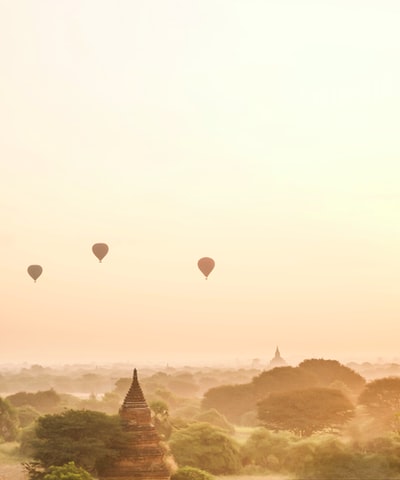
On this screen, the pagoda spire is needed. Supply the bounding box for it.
[102,368,171,479]
[122,368,148,409]
[268,346,287,369]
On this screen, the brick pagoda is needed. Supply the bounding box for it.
[100,369,171,480]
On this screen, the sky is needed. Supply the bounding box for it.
[1,0,400,366]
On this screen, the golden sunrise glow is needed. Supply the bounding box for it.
[1,1,400,364]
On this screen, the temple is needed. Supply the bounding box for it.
[100,369,171,480]
[267,346,287,369]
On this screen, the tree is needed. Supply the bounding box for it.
[358,377,400,431]
[241,427,297,470]
[252,366,318,398]
[202,383,256,424]
[300,448,400,480]
[167,378,199,397]
[43,462,94,480]
[150,400,169,417]
[113,377,132,397]
[257,388,354,436]
[17,405,41,428]
[20,424,38,457]
[169,422,242,474]
[194,408,234,433]
[153,388,181,409]
[150,400,172,440]
[241,428,400,479]
[299,359,365,394]
[25,409,132,476]
[6,390,61,413]
[0,396,19,441]
[171,466,214,480]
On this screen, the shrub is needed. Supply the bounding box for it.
[171,466,214,480]
[169,422,242,474]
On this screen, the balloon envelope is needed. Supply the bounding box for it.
[92,243,109,262]
[198,257,215,279]
[27,265,43,282]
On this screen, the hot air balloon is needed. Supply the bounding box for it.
[92,243,109,263]
[27,265,43,282]
[198,257,215,279]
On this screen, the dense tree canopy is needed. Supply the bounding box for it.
[299,359,365,393]
[252,366,318,397]
[25,409,132,476]
[241,427,400,479]
[150,400,169,417]
[17,405,41,428]
[258,387,354,436]
[169,422,242,474]
[194,408,234,433]
[0,396,19,441]
[113,377,132,397]
[241,427,297,469]
[201,384,256,424]
[202,359,366,426]
[6,390,61,413]
[358,377,400,431]
[150,400,172,440]
[300,447,400,480]
[171,466,214,480]
[43,462,94,480]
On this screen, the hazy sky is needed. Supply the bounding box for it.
[1,1,400,365]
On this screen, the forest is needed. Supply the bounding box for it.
[1,359,400,480]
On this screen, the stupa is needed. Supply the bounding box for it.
[100,369,171,480]
[267,346,287,369]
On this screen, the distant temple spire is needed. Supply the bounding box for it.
[268,346,287,369]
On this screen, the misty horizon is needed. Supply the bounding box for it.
[2,1,400,390]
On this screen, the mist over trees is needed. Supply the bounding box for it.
[1,358,400,480]
[202,359,366,424]
[257,387,354,436]
[0,397,18,441]
[358,377,400,431]
[6,390,61,414]
[202,384,256,424]
[169,423,242,474]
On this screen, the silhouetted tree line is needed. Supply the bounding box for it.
[1,359,400,479]
[203,359,366,426]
